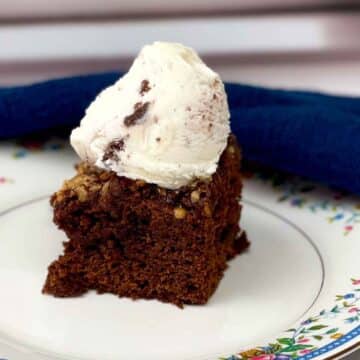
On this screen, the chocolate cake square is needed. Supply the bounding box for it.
[43,135,248,307]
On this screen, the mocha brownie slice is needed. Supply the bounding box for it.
[43,136,248,306]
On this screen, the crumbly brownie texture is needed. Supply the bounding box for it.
[43,135,249,307]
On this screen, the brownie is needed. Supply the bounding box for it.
[43,135,249,307]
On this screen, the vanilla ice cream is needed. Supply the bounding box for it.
[70,42,230,189]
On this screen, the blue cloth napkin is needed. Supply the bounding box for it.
[1,72,360,194]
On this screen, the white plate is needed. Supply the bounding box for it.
[0,138,359,360]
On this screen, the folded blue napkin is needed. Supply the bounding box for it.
[1,72,360,194]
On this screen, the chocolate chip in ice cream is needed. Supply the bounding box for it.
[124,102,150,127]
[102,139,125,162]
[140,80,151,95]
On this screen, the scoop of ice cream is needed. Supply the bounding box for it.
[70,41,230,189]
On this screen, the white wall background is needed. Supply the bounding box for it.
[1,12,360,95]
[0,0,357,18]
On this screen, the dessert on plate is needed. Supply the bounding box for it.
[43,42,249,307]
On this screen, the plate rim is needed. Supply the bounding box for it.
[0,197,358,360]
[1,140,360,360]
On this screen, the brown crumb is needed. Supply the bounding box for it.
[140,80,151,95]
[156,137,161,142]
[204,203,212,217]
[124,102,150,127]
[102,139,125,162]
[135,179,146,187]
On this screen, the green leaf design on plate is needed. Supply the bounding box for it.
[306,317,319,323]
[313,335,323,340]
[277,338,294,346]
[270,343,283,353]
[280,344,313,353]
[308,325,328,331]
[326,328,339,335]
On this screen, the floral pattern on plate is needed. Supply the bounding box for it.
[244,167,360,236]
[223,279,360,360]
